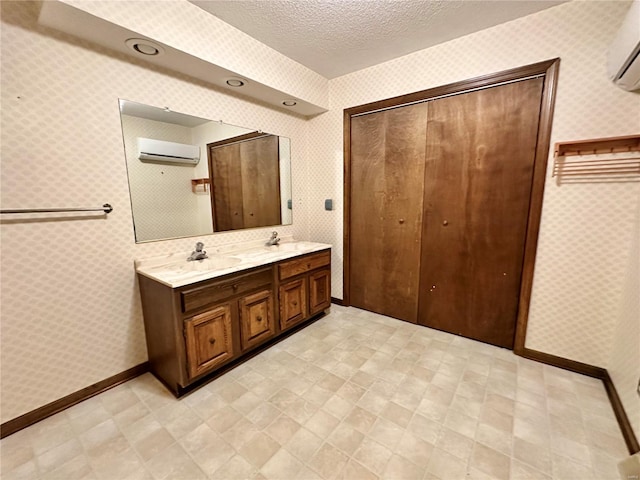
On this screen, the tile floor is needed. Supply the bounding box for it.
[0,306,629,480]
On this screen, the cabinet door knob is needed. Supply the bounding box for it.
[307,263,311,268]
[399,219,405,224]
[209,338,216,345]
[256,315,263,322]
[232,284,239,290]
[292,301,298,306]
[442,220,449,226]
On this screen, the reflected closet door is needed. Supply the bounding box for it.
[350,103,428,323]
[418,78,544,348]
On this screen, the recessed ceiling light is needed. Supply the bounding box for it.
[282,100,297,107]
[125,38,165,56]
[226,78,245,87]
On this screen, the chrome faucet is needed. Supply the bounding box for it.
[266,231,280,246]
[187,242,208,261]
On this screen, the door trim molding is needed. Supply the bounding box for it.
[343,59,560,351]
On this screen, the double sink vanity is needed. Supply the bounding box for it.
[135,237,332,395]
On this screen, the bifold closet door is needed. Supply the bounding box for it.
[418,78,544,348]
[350,103,428,323]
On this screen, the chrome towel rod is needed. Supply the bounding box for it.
[0,204,113,214]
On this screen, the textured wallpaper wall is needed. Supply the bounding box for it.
[309,0,639,370]
[609,194,640,439]
[121,115,208,242]
[0,1,310,423]
[1,0,638,433]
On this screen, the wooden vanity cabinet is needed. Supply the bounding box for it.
[278,251,331,331]
[137,248,331,396]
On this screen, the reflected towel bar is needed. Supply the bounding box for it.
[0,204,113,214]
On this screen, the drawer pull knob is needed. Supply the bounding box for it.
[307,263,311,268]
[232,284,239,290]
[292,301,298,306]
[209,338,216,345]
[256,316,263,322]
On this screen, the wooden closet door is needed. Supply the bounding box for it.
[210,143,245,231]
[418,78,544,348]
[350,103,428,323]
[240,135,281,228]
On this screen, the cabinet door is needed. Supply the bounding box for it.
[350,103,428,323]
[184,304,234,379]
[418,78,544,348]
[309,269,331,315]
[279,278,307,330]
[239,289,275,350]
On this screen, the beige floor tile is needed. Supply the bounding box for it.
[343,406,377,434]
[510,458,552,480]
[285,428,324,463]
[327,421,365,456]
[2,307,630,480]
[444,410,478,438]
[305,409,341,439]
[238,432,281,468]
[3,460,40,480]
[210,454,256,480]
[206,405,243,433]
[99,385,141,416]
[512,437,552,475]
[246,401,282,429]
[475,423,512,456]
[380,401,413,428]
[469,443,510,479]
[323,395,353,419]
[436,427,474,462]
[394,431,433,468]
[221,417,260,451]
[367,417,405,450]
[260,448,304,479]
[146,442,205,480]
[36,438,84,473]
[427,447,468,480]
[308,442,349,479]
[40,453,93,480]
[551,453,596,480]
[264,414,301,445]
[353,437,393,475]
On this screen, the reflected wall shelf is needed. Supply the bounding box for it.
[553,135,640,181]
[191,178,210,193]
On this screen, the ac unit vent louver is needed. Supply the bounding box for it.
[137,137,200,165]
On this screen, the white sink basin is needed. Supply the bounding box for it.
[178,256,242,272]
[263,242,315,252]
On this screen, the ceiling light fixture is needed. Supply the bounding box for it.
[282,100,297,107]
[125,38,165,57]
[226,78,245,87]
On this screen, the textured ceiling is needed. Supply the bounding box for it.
[189,0,567,79]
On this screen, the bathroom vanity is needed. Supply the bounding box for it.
[135,239,331,395]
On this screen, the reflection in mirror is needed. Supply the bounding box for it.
[118,100,292,243]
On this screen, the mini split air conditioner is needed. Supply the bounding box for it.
[137,137,200,165]
[608,0,640,92]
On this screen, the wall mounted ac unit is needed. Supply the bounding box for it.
[137,137,200,165]
[608,0,640,92]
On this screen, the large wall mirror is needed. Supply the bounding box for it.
[118,100,292,243]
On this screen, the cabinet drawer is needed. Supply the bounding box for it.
[181,268,272,313]
[278,250,331,280]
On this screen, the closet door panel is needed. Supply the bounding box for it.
[418,78,544,347]
[350,103,427,322]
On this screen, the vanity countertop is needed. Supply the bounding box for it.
[135,237,332,288]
